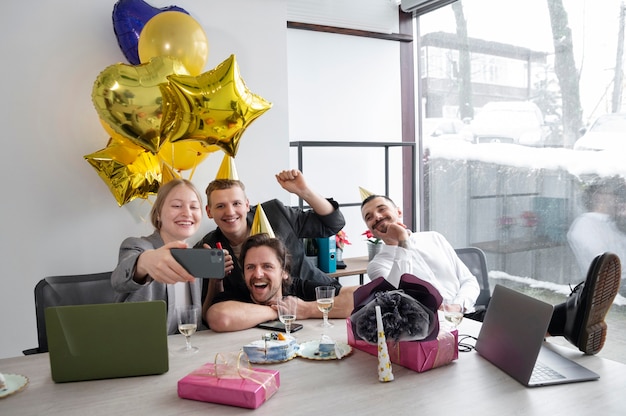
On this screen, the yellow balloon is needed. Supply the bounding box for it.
[158,140,219,171]
[100,118,132,147]
[138,11,209,76]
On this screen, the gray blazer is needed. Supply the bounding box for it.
[111,231,203,334]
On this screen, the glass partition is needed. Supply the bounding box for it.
[417,1,626,309]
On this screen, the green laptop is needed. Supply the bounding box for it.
[45,301,169,383]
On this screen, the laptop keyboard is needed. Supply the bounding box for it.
[530,361,566,383]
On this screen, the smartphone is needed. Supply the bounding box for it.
[256,320,303,333]
[170,248,225,279]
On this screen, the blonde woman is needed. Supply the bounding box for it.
[112,179,204,334]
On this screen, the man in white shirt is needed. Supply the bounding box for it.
[361,194,621,355]
[568,176,626,294]
[361,195,480,314]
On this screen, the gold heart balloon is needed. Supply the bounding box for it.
[92,56,190,153]
[162,54,272,157]
[84,137,162,206]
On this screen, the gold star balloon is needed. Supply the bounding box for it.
[92,56,190,153]
[84,137,162,206]
[162,54,272,157]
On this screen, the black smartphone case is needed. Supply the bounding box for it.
[170,248,225,279]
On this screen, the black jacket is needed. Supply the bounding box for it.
[196,198,345,304]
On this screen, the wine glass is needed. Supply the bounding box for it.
[176,305,200,354]
[277,296,298,337]
[315,286,335,328]
[442,299,465,330]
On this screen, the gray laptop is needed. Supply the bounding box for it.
[475,284,599,387]
[45,301,169,383]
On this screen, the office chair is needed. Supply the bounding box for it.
[455,247,491,320]
[23,271,116,355]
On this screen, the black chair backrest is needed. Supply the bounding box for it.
[24,272,116,355]
[454,247,491,307]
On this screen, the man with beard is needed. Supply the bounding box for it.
[568,175,626,296]
[200,170,357,332]
[361,195,480,314]
[206,233,356,332]
[362,194,621,355]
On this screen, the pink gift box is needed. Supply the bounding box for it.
[178,363,280,409]
[347,318,458,372]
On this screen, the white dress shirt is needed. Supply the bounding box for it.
[366,231,480,311]
[567,212,626,280]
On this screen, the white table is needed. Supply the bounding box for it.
[1,318,624,415]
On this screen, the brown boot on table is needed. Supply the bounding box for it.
[563,252,621,355]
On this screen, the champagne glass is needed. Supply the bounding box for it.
[442,299,465,330]
[277,296,298,337]
[176,305,200,354]
[315,286,335,328]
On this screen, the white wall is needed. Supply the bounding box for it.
[286,29,404,260]
[0,0,406,358]
[0,0,289,358]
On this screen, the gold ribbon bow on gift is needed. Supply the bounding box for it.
[191,351,278,400]
[432,331,456,368]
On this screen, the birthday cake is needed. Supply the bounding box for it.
[243,332,298,363]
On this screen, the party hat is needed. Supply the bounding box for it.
[215,154,239,180]
[375,305,394,382]
[359,186,375,202]
[160,162,181,183]
[250,204,276,238]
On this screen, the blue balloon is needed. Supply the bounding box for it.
[112,0,189,65]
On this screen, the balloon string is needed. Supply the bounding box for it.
[188,160,198,180]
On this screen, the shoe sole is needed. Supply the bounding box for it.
[577,253,621,355]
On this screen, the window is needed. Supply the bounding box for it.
[418,0,625,340]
